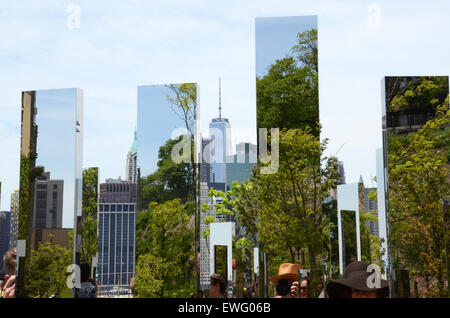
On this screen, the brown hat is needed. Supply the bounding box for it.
[270,263,301,284]
[326,262,389,298]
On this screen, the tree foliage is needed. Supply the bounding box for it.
[257,28,319,136]
[81,167,98,267]
[388,79,449,297]
[23,237,71,298]
[139,137,194,210]
[135,199,194,298]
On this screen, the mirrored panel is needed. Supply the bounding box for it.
[135,83,197,298]
[198,77,258,298]
[383,76,449,297]
[341,210,357,268]
[17,88,83,298]
[255,15,324,298]
[214,245,228,281]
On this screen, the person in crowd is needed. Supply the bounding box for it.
[270,263,300,298]
[130,276,135,298]
[300,277,310,298]
[0,271,5,298]
[326,261,389,298]
[243,285,255,298]
[2,249,16,298]
[210,274,228,298]
[317,276,326,298]
[75,262,97,298]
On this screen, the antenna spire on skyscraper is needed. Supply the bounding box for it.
[219,77,222,119]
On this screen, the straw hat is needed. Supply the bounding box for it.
[269,263,301,283]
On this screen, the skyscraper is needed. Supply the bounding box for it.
[209,79,231,184]
[364,187,379,237]
[33,172,64,229]
[126,130,138,184]
[0,211,11,270]
[200,137,213,185]
[337,161,346,185]
[9,190,19,250]
[98,178,136,293]
[226,142,257,187]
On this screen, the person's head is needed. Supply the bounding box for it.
[326,262,389,298]
[210,274,227,298]
[300,278,310,298]
[4,249,17,276]
[79,262,91,283]
[270,263,301,298]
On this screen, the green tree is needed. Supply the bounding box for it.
[139,137,194,210]
[388,93,449,297]
[256,58,319,134]
[257,28,319,135]
[210,129,339,296]
[258,129,338,270]
[81,167,98,267]
[135,199,194,298]
[291,29,318,73]
[23,237,71,298]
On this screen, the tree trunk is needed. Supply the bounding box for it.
[308,246,316,270]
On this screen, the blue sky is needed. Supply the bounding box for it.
[1,1,450,224]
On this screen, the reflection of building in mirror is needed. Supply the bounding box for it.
[17,88,83,298]
[98,178,136,294]
[33,172,63,229]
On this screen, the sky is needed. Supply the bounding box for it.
[1,0,450,225]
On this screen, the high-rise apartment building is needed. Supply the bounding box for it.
[337,161,346,185]
[9,190,19,250]
[226,142,257,187]
[126,131,138,184]
[33,172,64,229]
[209,79,231,184]
[0,211,11,270]
[98,178,136,293]
[364,187,379,237]
[200,137,213,184]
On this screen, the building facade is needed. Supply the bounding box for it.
[0,211,11,271]
[31,228,71,250]
[9,190,19,250]
[98,178,136,293]
[364,187,379,237]
[226,142,257,187]
[126,131,138,184]
[33,172,64,229]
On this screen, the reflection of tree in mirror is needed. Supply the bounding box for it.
[138,137,194,210]
[81,167,98,268]
[387,76,449,297]
[257,29,319,136]
[135,199,194,298]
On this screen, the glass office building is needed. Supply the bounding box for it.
[98,178,136,293]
